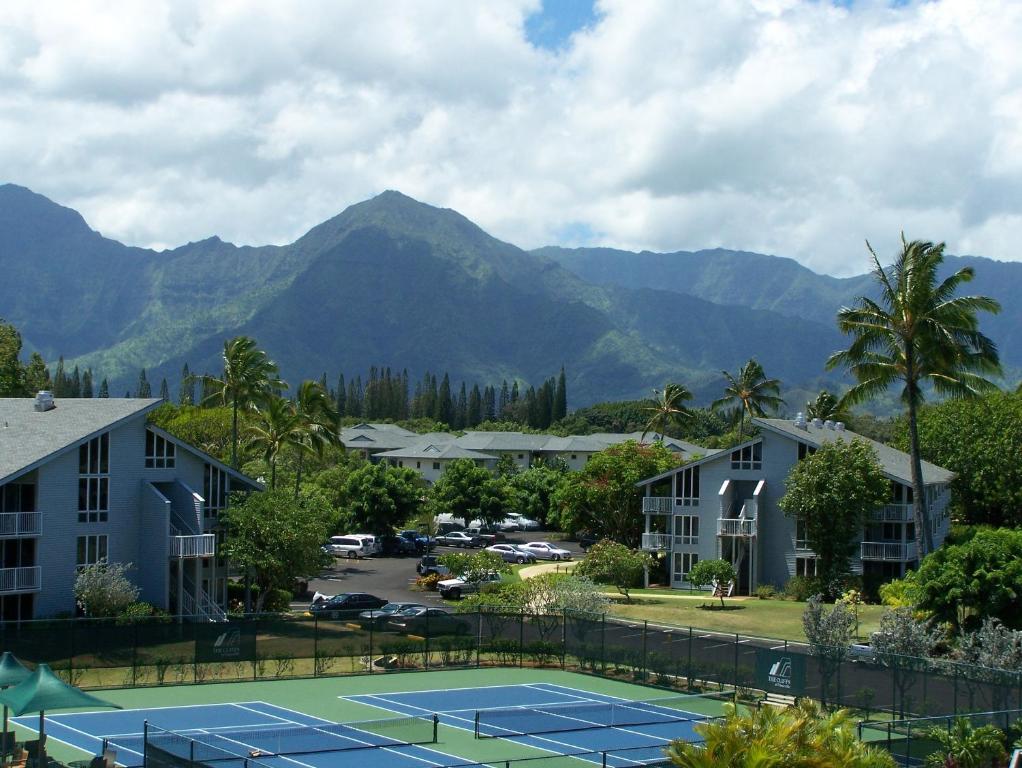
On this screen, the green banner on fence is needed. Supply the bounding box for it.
[755,648,806,696]
[194,623,255,663]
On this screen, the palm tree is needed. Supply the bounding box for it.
[292,380,342,498]
[641,382,694,443]
[202,336,286,468]
[923,719,1006,768]
[827,236,1001,556]
[245,395,304,490]
[711,359,785,442]
[805,390,849,423]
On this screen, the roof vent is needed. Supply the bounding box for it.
[824,420,835,430]
[835,422,845,431]
[33,391,55,412]
[812,418,823,429]
[794,412,807,429]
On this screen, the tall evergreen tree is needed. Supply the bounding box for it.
[499,380,510,416]
[136,368,152,398]
[467,384,482,427]
[179,363,194,405]
[510,381,520,403]
[159,378,170,401]
[200,372,218,405]
[453,382,467,430]
[0,320,26,397]
[554,366,568,422]
[68,366,81,397]
[483,385,496,421]
[335,373,346,415]
[98,378,109,398]
[437,373,453,425]
[52,357,68,397]
[24,353,51,394]
[81,368,93,398]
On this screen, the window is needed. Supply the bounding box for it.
[795,556,818,577]
[518,454,524,459]
[675,466,700,507]
[433,462,441,471]
[795,518,809,550]
[203,464,228,519]
[571,454,577,460]
[673,552,699,581]
[145,430,176,468]
[797,442,816,461]
[0,483,35,513]
[416,461,421,469]
[674,515,699,545]
[398,461,404,467]
[730,442,762,470]
[78,433,109,523]
[76,534,108,567]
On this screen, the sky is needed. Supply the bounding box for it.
[1,0,1020,277]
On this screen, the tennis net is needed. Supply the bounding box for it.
[474,695,717,738]
[142,713,438,766]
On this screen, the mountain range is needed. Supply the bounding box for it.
[1,183,1017,408]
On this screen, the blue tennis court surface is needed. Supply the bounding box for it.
[348,682,707,766]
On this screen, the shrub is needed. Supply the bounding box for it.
[262,588,292,613]
[755,585,777,600]
[784,575,825,601]
[415,573,442,591]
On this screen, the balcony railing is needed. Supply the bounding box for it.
[860,541,918,561]
[641,533,672,550]
[641,497,673,515]
[718,518,757,537]
[0,512,41,537]
[0,566,41,593]
[170,534,216,558]
[871,504,914,522]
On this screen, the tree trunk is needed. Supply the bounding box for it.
[270,460,276,491]
[906,392,935,556]
[294,452,304,500]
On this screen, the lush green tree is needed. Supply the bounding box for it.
[98,378,109,398]
[778,439,889,586]
[711,359,784,442]
[0,319,26,396]
[520,572,609,616]
[23,352,51,394]
[923,719,1006,768]
[957,618,1022,674]
[81,368,93,398]
[553,441,677,547]
[429,458,513,527]
[805,390,849,423]
[73,562,140,617]
[221,489,334,612]
[686,559,739,609]
[915,528,1022,630]
[203,336,286,468]
[341,462,423,535]
[437,550,509,585]
[574,540,653,602]
[827,236,1001,557]
[292,380,342,498]
[136,368,152,398]
[666,700,896,768]
[872,606,939,718]
[898,391,1022,527]
[803,595,856,705]
[179,363,194,405]
[554,367,567,423]
[149,404,233,461]
[246,395,305,490]
[507,463,569,528]
[641,382,693,442]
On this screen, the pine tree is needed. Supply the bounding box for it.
[81,368,93,398]
[52,357,68,397]
[453,381,467,430]
[98,378,109,398]
[136,368,152,398]
[200,372,218,405]
[159,378,170,401]
[499,380,510,416]
[437,373,453,425]
[336,373,346,415]
[24,353,51,394]
[554,366,567,422]
[68,366,81,397]
[468,384,482,427]
[179,363,194,405]
[483,385,496,421]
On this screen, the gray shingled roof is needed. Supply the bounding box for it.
[0,397,163,484]
[536,435,609,452]
[376,442,497,461]
[588,432,713,458]
[455,432,551,451]
[755,417,954,485]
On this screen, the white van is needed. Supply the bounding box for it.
[324,536,370,559]
[350,533,382,554]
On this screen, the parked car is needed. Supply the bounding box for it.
[387,606,470,636]
[436,521,466,535]
[495,513,541,532]
[438,571,504,600]
[323,536,372,559]
[309,593,387,619]
[464,525,505,545]
[436,531,482,548]
[518,541,573,561]
[379,535,418,556]
[576,532,599,551]
[485,543,537,564]
[358,601,426,628]
[416,555,450,577]
[399,530,435,553]
[350,533,382,554]
[513,515,541,531]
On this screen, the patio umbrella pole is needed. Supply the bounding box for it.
[37,710,44,766]
[2,703,7,766]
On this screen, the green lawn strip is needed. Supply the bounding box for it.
[30,668,720,767]
[607,596,885,642]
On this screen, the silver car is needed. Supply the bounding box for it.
[485,543,537,564]
[519,541,572,561]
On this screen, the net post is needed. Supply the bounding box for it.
[433,714,439,743]
[474,710,480,738]
[142,721,147,768]
[602,751,607,768]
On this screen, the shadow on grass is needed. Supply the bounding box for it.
[697,604,746,611]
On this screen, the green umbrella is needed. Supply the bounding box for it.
[0,663,121,766]
[0,653,31,765]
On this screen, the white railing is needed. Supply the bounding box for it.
[641,532,672,550]
[871,503,913,522]
[641,497,673,514]
[198,589,228,622]
[170,533,216,558]
[718,518,757,537]
[741,499,758,520]
[860,541,918,561]
[0,512,42,537]
[182,573,227,622]
[0,566,41,593]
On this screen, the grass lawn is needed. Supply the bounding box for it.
[606,593,886,642]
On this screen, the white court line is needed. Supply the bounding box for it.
[8,721,105,764]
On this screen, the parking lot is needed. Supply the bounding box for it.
[296,531,585,610]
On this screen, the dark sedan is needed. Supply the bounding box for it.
[358,602,426,628]
[387,607,471,636]
[309,592,387,620]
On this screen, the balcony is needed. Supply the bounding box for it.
[0,512,41,537]
[0,566,41,593]
[641,533,672,550]
[860,541,918,561]
[870,504,913,522]
[641,497,673,515]
[717,518,757,537]
[170,534,216,558]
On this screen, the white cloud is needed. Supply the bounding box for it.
[1,0,1020,276]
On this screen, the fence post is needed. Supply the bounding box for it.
[519,612,524,668]
[369,619,374,675]
[687,626,693,688]
[143,721,148,768]
[953,665,958,715]
[601,613,606,674]
[68,618,75,684]
[132,618,140,687]
[733,633,739,691]
[561,609,567,670]
[476,609,481,668]
[425,611,430,671]
[642,621,648,682]
[313,614,319,677]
